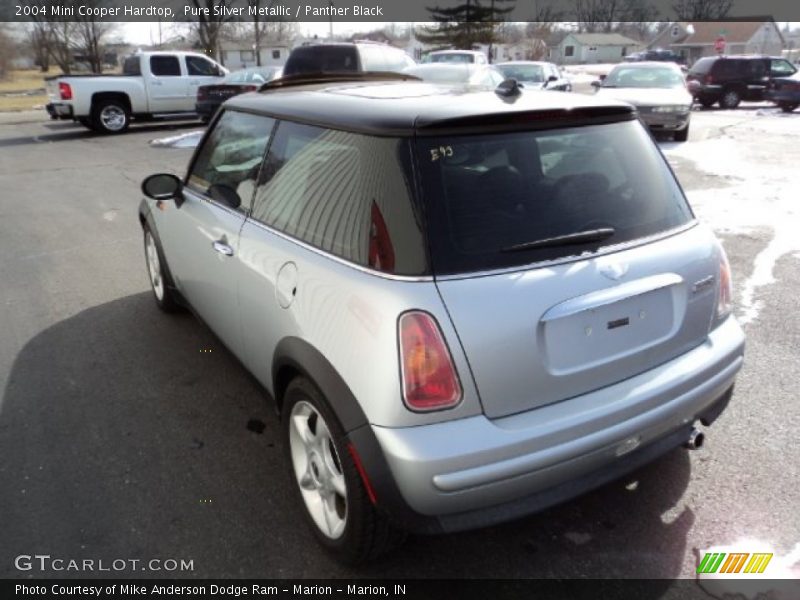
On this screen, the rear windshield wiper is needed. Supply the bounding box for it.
[500,228,615,253]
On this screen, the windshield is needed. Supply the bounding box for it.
[425,53,473,64]
[225,68,277,84]
[415,120,693,275]
[497,64,545,82]
[603,66,685,88]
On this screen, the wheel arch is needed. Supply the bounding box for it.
[272,337,368,433]
[91,91,132,114]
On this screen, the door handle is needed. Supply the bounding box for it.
[212,240,234,257]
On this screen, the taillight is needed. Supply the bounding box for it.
[717,247,733,319]
[197,87,207,100]
[399,311,462,411]
[244,85,258,92]
[705,74,713,85]
[59,82,72,100]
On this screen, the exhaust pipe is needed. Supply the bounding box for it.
[684,428,705,450]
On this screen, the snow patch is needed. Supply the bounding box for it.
[662,133,800,325]
[149,130,204,149]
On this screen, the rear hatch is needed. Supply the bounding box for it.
[415,119,718,418]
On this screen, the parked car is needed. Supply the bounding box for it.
[766,71,800,112]
[686,55,798,109]
[139,73,744,563]
[592,62,693,141]
[421,49,488,65]
[196,66,282,123]
[282,41,415,77]
[403,63,505,88]
[625,49,686,65]
[495,61,572,91]
[45,51,228,134]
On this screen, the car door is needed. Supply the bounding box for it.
[162,109,275,357]
[147,55,187,113]
[185,55,225,110]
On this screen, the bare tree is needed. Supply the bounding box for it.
[72,1,116,73]
[188,0,233,64]
[26,21,52,72]
[672,0,733,19]
[0,24,14,80]
[49,21,75,74]
[573,0,659,35]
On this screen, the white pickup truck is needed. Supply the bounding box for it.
[46,51,228,134]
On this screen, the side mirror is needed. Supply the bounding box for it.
[548,75,558,82]
[142,173,183,201]
[591,80,602,89]
[208,183,241,209]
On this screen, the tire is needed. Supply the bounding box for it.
[282,377,404,564]
[673,123,689,142]
[719,89,741,109]
[143,225,181,313]
[91,99,130,134]
[779,102,798,113]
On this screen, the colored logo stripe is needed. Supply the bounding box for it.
[697,552,773,574]
[744,553,773,574]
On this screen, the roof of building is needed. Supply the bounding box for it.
[227,76,634,136]
[673,20,778,46]
[566,33,641,47]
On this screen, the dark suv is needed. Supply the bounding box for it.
[687,55,798,108]
[283,41,416,77]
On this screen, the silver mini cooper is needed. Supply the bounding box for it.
[139,74,745,563]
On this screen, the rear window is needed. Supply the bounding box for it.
[283,46,359,76]
[415,120,693,275]
[689,57,715,75]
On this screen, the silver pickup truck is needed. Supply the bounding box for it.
[46,51,228,134]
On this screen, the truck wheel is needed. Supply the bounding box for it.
[92,99,130,134]
[719,89,741,109]
[779,102,798,113]
[282,376,405,564]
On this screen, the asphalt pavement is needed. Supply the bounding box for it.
[0,107,798,586]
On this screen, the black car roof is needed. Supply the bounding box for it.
[225,78,635,136]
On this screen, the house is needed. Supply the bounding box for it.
[553,33,641,65]
[648,20,785,64]
[219,42,291,69]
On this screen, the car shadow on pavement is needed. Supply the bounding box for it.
[0,121,203,149]
[0,292,693,582]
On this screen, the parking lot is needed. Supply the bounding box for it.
[0,104,798,584]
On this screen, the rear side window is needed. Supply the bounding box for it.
[283,46,359,76]
[123,56,141,75]
[689,57,715,75]
[359,45,388,71]
[150,55,181,76]
[250,122,427,275]
[415,120,693,275]
[187,111,275,213]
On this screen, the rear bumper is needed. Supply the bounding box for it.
[368,315,744,532]
[46,102,74,120]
